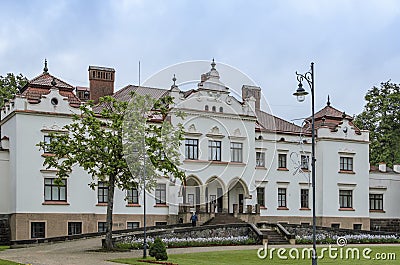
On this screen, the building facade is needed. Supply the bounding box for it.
[0,60,398,241]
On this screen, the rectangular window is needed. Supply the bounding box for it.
[278,154,287,169]
[208,140,221,161]
[339,190,353,208]
[155,183,166,204]
[369,194,383,210]
[68,222,82,235]
[31,222,45,238]
[353,224,362,230]
[155,222,167,226]
[278,188,287,208]
[43,135,52,153]
[127,222,140,229]
[331,223,340,229]
[98,182,108,203]
[340,157,353,171]
[44,178,67,201]
[187,194,195,206]
[185,139,199,160]
[230,142,243,162]
[127,188,139,204]
[98,222,107,233]
[300,189,309,208]
[257,187,265,207]
[256,152,265,167]
[301,155,309,170]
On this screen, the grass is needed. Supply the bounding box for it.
[0,259,22,265]
[111,246,400,265]
[0,246,24,265]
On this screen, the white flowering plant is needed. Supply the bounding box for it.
[116,235,256,249]
[295,233,400,244]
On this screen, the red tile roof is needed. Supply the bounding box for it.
[21,72,81,107]
[255,110,304,134]
[305,105,360,133]
[93,85,169,113]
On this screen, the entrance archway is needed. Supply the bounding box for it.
[205,176,226,213]
[228,178,250,213]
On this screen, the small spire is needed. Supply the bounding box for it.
[327,95,331,106]
[211,58,216,70]
[51,77,57,87]
[172,74,176,86]
[43,59,48,73]
[171,74,178,90]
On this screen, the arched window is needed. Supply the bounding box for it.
[212,106,216,112]
[205,105,209,111]
[219,107,223,112]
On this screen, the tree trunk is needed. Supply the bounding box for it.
[104,174,116,250]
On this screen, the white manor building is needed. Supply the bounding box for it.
[0,60,399,241]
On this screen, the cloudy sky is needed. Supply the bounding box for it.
[1,0,400,121]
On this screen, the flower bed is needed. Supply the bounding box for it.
[116,235,256,250]
[295,233,400,244]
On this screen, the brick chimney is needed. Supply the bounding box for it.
[242,85,261,110]
[88,66,115,103]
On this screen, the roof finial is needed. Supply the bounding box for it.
[211,58,216,70]
[171,74,178,90]
[172,74,176,86]
[327,95,331,106]
[43,59,48,73]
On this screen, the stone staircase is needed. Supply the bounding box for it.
[261,228,290,245]
[202,213,246,226]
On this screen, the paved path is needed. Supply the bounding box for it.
[3,238,397,265]
[0,237,260,265]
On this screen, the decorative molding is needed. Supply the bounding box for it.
[206,126,225,138]
[369,186,387,190]
[185,124,203,137]
[337,182,357,187]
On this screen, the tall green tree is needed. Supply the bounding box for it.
[354,81,400,168]
[0,73,28,108]
[38,93,185,250]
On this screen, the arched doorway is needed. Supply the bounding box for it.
[181,175,202,213]
[228,178,250,213]
[205,176,226,213]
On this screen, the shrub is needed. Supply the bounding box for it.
[149,237,168,261]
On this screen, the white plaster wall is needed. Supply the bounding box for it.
[316,124,370,219]
[369,172,400,218]
[0,150,10,213]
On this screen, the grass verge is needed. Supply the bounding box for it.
[0,247,10,252]
[0,259,22,265]
[111,246,400,265]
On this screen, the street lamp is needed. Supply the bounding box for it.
[294,62,317,265]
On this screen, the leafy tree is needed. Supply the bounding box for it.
[354,81,400,168]
[0,73,28,108]
[38,93,185,250]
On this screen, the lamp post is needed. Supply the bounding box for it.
[293,62,317,265]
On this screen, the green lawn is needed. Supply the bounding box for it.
[0,247,9,252]
[111,246,400,265]
[0,259,21,265]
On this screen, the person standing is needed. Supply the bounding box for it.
[190,212,198,227]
